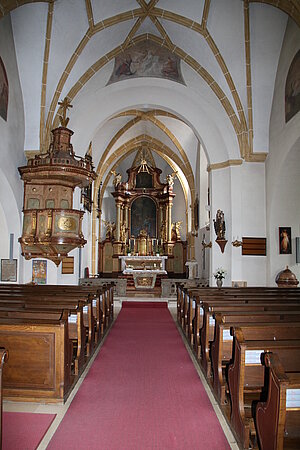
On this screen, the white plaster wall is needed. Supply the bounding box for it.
[209,168,232,286]
[240,163,267,286]
[69,77,239,163]
[250,3,287,152]
[267,19,300,286]
[11,3,48,150]
[209,163,267,287]
[0,15,26,283]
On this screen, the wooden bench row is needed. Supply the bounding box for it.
[176,284,300,450]
[0,283,114,403]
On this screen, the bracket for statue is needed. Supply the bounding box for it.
[213,209,227,253]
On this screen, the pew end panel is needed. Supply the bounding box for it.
[0,320,72,403]
[228,325,300,450]
[256,352,300,450]
[0,348,8,450]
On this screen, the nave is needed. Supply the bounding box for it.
[3,298,237,450]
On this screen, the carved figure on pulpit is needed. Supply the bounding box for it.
[213,209,226,240]
[111,170,122,188]
[172,221,182,241]
[103,220,116,240]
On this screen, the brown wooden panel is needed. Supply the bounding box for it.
[242,237,266,256]
[1,331,55,390]
[62,257,74,274]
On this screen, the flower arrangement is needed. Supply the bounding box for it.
[213,268,227,280]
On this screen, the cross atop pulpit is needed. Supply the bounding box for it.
[58,97,73,127]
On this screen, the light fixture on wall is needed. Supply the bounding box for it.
[201,238,212,249]
[232,237,243,247]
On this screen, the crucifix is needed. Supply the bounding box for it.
[58,97,73,127]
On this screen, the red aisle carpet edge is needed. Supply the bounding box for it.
[47,302,231,449]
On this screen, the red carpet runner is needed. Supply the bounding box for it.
[3,412,56,449]
[48,302,230,449]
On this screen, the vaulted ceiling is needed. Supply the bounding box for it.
[2,0,296,181]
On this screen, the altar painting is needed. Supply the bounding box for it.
[0,57,8,121]
[285,50,300,122]
[131,197,156,238]
[107,40,185,85]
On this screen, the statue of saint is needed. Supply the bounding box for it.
[172,221,183,240]
[160,220,167,242]
[111,170,122,188]
[213,209,226,240]
[120,222,127,243]
[103,220,116,240]
[166,171,177,188]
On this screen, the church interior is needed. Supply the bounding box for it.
[0,1,299,449]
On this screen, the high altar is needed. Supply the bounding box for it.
[98,148,187,284]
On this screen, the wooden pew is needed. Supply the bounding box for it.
[193,298,300,375]
[0,283,114,403]
[0,314,72,403]
[0,283,113,341]
[256,352,300,450]
[0,348,8,450]
[0,291,95,359]
[227,324,300,449]
[0,295,87,376]
[179,286,300,346]
[176,285,300,330]
[210,310,300,405]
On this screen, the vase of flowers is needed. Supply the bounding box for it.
[214,268,226,288]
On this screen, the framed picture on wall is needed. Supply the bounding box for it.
[32,260,47,284]
[279,227,292,254]
[1,259,17,282]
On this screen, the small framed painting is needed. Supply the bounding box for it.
[279,227,292,254]
[32,259,47,284]
[1,259,17,282]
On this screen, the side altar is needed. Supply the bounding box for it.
[119,255,168,289]
[98,148,187,282]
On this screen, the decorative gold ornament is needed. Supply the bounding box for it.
[58,216,76,231]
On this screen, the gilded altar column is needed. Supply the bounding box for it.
[116,202,121,241]
[124,204,129,239]
[167,201,172,242]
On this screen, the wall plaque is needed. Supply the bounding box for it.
[1,259,17,282]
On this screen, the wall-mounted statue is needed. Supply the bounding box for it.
[213,209,227,253]
[213,209,226,240]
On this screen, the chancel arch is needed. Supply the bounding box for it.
[91,135,196,275]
